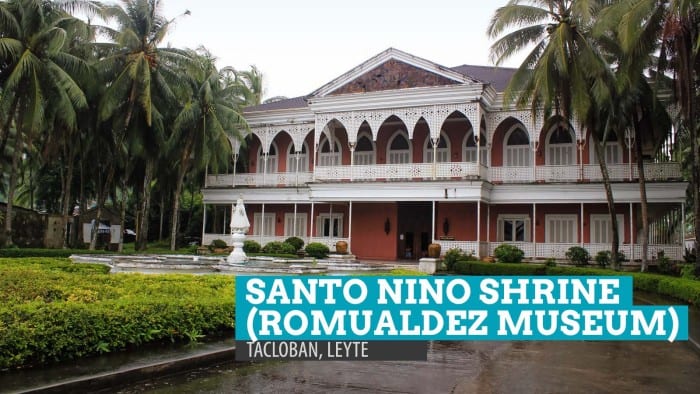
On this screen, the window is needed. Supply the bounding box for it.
[287,143,308,172]
[253,213,275,236]
[505,128,530,166]
[316,213,343,237]
[424,132,450,163]
[546,126,575,165]
[354,134,375,165]
[545,215,578,243]
[590,133,622,165]
[590,214,625,244]
[388,131,411,164]
[319,137,341,166]
[497,215,531,242]
[464,130,487,164]
[257,145,277,173]
[284,213,307,237]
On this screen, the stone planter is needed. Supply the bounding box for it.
[427,243,441,258]
[335,240,348,254]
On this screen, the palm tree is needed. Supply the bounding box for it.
[487,0,622,264]
[0,0,92,246]
[96,0,191,250]
[612,0,700,265]
[167,48,244,250]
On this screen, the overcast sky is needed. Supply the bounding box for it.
[158,0,524,100]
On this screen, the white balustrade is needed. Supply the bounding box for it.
[435,241,481,257]
[490,166,533,183]
[206,172,312,187]
[536,166,580,182]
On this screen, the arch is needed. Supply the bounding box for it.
[423,131,451,163]
[287,141,310,172]
[503,124,531,167]
[354,130,376,165]
[544,120,576,165]
[257,140,279,173]
[387,129,412,164]
[463,130,487,164]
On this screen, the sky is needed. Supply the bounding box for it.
[158,0,525,100]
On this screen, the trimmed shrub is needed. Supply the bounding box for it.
[566,246,590,266]
[453,260,544,276]
[493,244,525,263]
[243,240,261,253]
[544,257,557,267]
[284,237,305,251]
[594,251,611,268]
[443,248,464,271]
[262,241,296,255]
[209,239,228,250]
[0,258,234,369]
[305,242,330,259]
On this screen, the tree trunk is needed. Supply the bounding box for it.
[159,194,164,242]
[61,142,75,248]
[118,180,127,252]
[170,170,186,251]
[634,115,649,272]
[136,160,155,251]
[591,130,620,269]
[3,131,23,247]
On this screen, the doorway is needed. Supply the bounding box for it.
[397,202,432,259]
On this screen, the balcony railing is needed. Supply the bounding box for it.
[207,162,680,187]
[206,172,313,187]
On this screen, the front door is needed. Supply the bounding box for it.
[397,202,432,259]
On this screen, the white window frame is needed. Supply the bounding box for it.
[545,214,578,243]
[423,132,450,163]
[387,130,411,164]
[590,214,625,244]
[589,137,622,165]
[463,130,487,165]
[354,132,376,165]
[286,142,309,173]
[253,212,275,236]
[545,126,576,165]
[504,126,531,167]
[257,142,278,174]
[316,213,343,237]
[318,137,341,167]
[497,214,531,242]
[284,213,308,237]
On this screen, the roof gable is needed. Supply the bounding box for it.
[311,48,478,98]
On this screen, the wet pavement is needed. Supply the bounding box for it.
[115,340,700,393]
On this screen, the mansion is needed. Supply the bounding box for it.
[202,48,687,262]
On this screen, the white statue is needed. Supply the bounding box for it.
[227,197,250,264]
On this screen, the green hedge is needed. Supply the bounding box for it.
[0,248,112,258]
[0,258,234,369]
[450,260,700,307]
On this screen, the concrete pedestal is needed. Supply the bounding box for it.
[227,232,247,264]
[418,257,439,274]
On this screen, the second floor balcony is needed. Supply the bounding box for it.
[206,161,681,188]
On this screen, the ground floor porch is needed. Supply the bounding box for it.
[201,200,686,262]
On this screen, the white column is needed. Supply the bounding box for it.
[349,143,356,182]
[629,202,634,258]
[232,154,238,187]
[260,203,265,243]
[476,201,481,252]
[309,202,315,241]
[295,151,300,186]
[348,201,353,253]
[431,201,436,242]
[312,143,318,181]
[201,203,207,244]
[580,203,584,247]
[533,203,537,257]
[329,203,333,239]
[262,153,268,186]
[293,203,297,237]
[487,203,491,243]
[432,137,439,180]
[682,203,686,249]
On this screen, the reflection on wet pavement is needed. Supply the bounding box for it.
[117,340,700,394]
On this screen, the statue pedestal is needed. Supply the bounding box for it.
[418,258,439,274]
[227,232,247,264]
